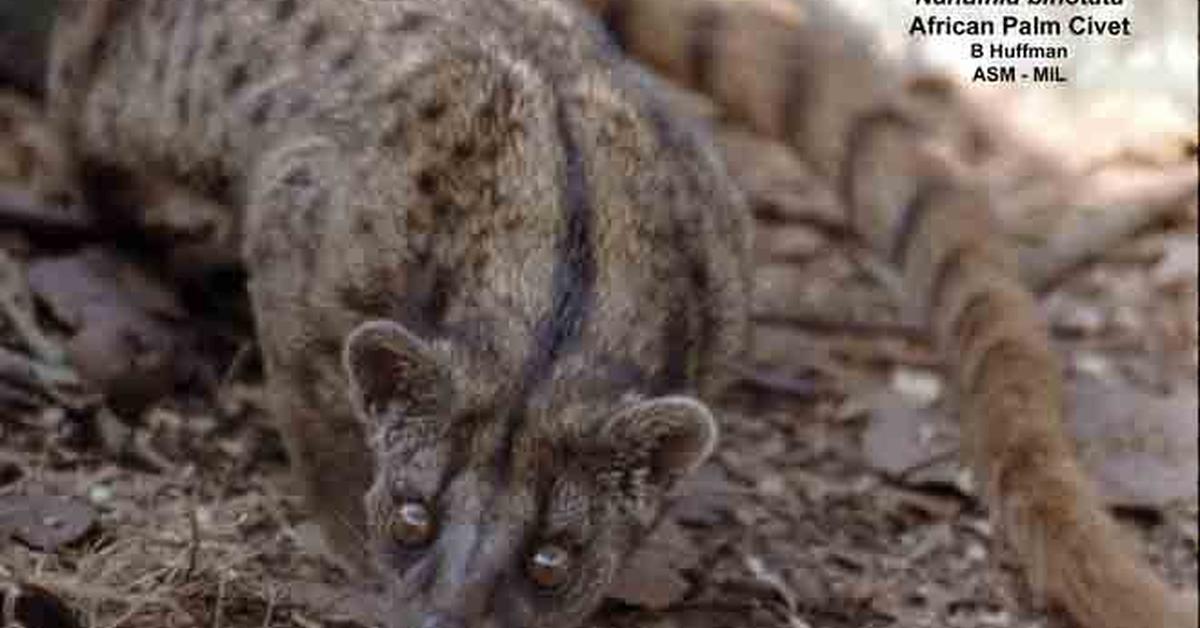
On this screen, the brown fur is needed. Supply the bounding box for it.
[582,0,1200,626]
[45,0,1197,626]
[48,1,748,627]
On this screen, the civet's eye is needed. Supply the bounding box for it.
[527,543,572,589]
[391,501,435,545]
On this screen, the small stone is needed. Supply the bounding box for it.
[890,368,943,407]
[965,542,988,563]
[87,484,113,505]
[1073,352,1112,380]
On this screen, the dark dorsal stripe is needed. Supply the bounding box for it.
[546,102,596,364]
[497,95,596,479]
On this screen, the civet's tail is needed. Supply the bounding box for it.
[582,0,1200,626]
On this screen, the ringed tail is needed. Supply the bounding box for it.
[583,0,1200,626]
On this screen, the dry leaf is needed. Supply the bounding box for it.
[0,493,97,552]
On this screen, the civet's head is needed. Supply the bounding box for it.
[342,320,717,628]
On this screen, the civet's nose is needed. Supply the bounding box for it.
[420,614,466,628]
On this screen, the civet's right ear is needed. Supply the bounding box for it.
[601,395,718,486]
[342,319,452,430]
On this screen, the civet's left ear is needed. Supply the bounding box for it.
[341,319,453,430]
[601,396,718,487]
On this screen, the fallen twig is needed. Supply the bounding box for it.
[726,361,818,398]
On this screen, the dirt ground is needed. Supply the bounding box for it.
[1,15,1198,628]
